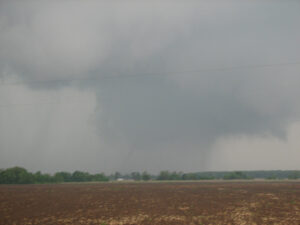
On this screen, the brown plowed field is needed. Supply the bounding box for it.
[0,181,300,225]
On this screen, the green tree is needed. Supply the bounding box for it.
[0,167,34,184]
[170,171,182,180]
[55,172,72,182]
[34,172,54,183]
[54,172,65,183]
[131,172,141,181]
[142,171,151,181]
[182,173,197,180]
[223,171,250,180]
[114,172,121,180]
[157,171,171,180]
[288,171,300,180]
[92,173,109,182]
[71,171,91,182]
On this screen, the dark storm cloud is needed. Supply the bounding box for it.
[1,0,300,172]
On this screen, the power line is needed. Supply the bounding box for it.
[1,60,300,108]
[0,95,90,108]
[0,99,91,108]
[0,101,65,108]
[1,61,300,86]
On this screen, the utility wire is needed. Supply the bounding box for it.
[1,61,300,108]
[1,61,300,86]
[0,96,88,108]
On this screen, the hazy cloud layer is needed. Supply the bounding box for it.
[1,1,300,173]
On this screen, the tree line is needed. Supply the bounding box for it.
[0,167,109,184]
[0,167,299,184]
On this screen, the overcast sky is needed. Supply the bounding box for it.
[1,0,300,173]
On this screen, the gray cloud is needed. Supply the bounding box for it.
[1,0,300,173]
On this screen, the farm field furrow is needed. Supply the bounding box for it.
[0,182,299,225]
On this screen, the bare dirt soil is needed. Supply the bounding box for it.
[0,181,299,225]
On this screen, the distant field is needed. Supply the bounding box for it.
[0,182,300,225]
